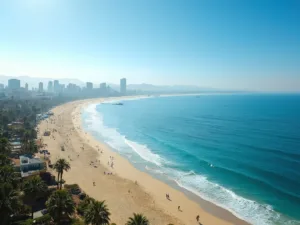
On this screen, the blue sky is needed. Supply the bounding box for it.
[0,0,299,91]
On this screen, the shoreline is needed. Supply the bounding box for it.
[38,96,249,225]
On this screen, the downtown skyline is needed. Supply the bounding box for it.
[0,0,299,92]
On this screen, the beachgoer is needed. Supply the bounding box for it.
[178,206,181,211]
[196,215,200,221]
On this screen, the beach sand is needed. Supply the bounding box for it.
[37,97,249,225]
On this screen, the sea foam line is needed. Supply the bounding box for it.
[82,103,300,225]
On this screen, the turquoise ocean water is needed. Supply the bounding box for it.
[82,94,300,225]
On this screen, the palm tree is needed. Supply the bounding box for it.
[21,131,31,153]
[27,140,38,155]
[0,154,11,167]
[0,165,19,187]
[46,190,75,224]
[53,158,71,189]
[0,138,11,155]
[0,183,22,225]
[22,176,48,218]
[84,200,110,225]
[32,105,38,125]
[126,213,149,225]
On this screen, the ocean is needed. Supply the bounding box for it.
[82,94,300,225]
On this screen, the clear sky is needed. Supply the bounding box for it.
[0,0,299,91]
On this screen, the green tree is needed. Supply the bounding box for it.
[23,116,31,129]
[27,140,38,155]
[77,197,93,215]
[0,183,22,225]
[22,176,48,218]
[53,158,71,189]
[84,200,110,225]
[0,165,19,187]
[0,114,10,130]
[126,213,149,225]
[46,190,75,224]
[0,137,11,155]
[0,154,11,167]
[21,131,31,153]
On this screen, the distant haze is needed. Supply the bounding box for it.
[0,1,299,92]
[0,75,233,93]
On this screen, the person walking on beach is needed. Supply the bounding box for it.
[196,215,200,222]
[166,193,170,200]
[178,206,181,211]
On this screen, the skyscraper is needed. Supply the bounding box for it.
[100,83,106,90]
[39,82,43,92]
[8,79,20,90]
[86,82,93,89]
[59,84,65,93]
[25,83,28,91]
[54,80,59,93]
[48,81,53,92]
[120,78,126,94]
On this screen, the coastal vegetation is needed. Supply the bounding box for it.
[126,213,150,225]
[46,190,75,224]
[0,97,153,225]
[53,158,71,190]
[83,200,110,225]
[22,176,48,218]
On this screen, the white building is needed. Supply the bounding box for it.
[19,155,44,177]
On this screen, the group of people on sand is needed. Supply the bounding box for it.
[166,193,201,224]
[107,156,115,169]
[104,171,113,175]
[90,160,100,168]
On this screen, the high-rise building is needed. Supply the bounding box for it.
[54,80,59,93]
[120,78,126,94]
[8,79,21,90]
[39,82,43,92]
[67,83,74,90]
[100,83,106,90]
[48,81,53,92]
[67,83,81,92]
[0,83,4,90]
[86,82,93,89]
[25,83,28,91]
[59,84,65,92]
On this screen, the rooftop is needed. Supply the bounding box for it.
[11,158,20,166]
[20,155,43,165]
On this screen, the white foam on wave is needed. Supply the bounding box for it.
[83,103,166,166]
[83,104,131,154]
[102,96,152,104]
[145,165,165,175]
[82,103,300,225]
[124,138,163,166]
[164,168,297,225]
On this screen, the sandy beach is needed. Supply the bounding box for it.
[37,97,249,225]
